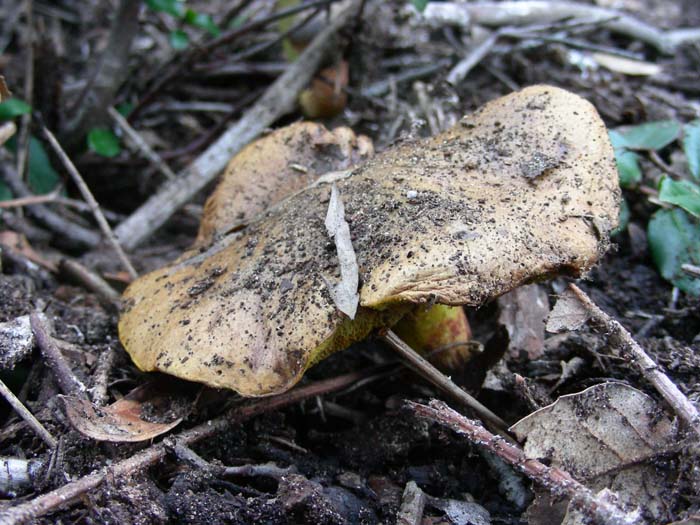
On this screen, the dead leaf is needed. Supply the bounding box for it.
[0,76,10,101]
[511,382,677,524]
[546,288,591,333]
[0,231,58,272]
[61,382,192,442]
[324,184,359,319]
[119,85,619,396]
[498,284,549,360]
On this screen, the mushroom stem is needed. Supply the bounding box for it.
[380,329,510,437]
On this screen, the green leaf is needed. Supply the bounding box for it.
[0,98,31,121]
[184,9,220,36]
[612,120,681,151]
[145,0,185,18]
[0,181,12,201]
[169,29,190,50]
[614,149,642,188]
[116,102,134,117]
[27,137,60,194]
[411,0,430,11]
[648,208,700,296]
[658,175,700,218]
[612,197,630,236]
[683,120,700,180]
[1,136,59,196]
[87,128,121,158]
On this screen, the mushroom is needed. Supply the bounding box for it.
[119,85,619,398]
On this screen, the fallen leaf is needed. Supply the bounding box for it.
[61,382,192,442]
[324,184,359,319]
[511,382,677,524]
[119,86,619,396]
[0,231,58,272]
[546,288,591,333]
[498,284,549,360]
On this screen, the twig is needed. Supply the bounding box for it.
[568,284,700,437]
[61,0,141,149]
[396,480,426,525]
[0,161,101,249]
[0,191,124,222]
[114,0,363,250]
[447,31,500,85]
[421,1,700,54]
[87,346,116,407]
[29,313,87,398]
[380,329,510,435]
[131,0,336,119]
[58,258,121,304]
[16,0,34,179]
[360,59,451,98]
[408,399,640,525]
[107,107,177,181]
[681,263,700,278]
[0,368,370,524]
[0,379,56,449]
[647,150,687,180]
[0,457,44,497]
[0,121,16,146]
[40,125,138,280]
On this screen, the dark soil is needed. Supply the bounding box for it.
[1,0,699,524]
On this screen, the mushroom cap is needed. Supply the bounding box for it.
[119,85,619,396]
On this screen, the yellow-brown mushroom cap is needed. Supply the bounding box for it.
[119,85,619,397]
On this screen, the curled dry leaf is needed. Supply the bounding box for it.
[61,382,192,442]
[119,85,619,397]
[511,382,677,524]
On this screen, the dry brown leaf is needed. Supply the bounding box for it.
[546,288,591,333]
[497,284,549,360]
[61,382,192,442]
[0,231,58,272]
[119,85,619,397]
[511,382,677,524]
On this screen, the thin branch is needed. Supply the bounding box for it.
[61,0,141,149]
[0,378,56,449]
[408,399,640,525]
[58,258,121,304]
[422,1,700,54]
[0,160,101,249]
[40,125,138,279]
[0,368,370,524]
[131,0,336,119]
[114,0,363,251]
[568,284,700,437]
[30,313,87,397]
[107,106,177,181]
[380,329,510,436]
[16,0,34,179]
